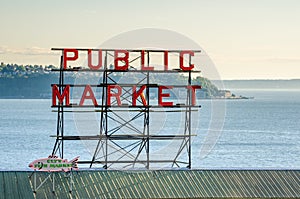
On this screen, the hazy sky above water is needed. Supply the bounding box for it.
[0,0,300,80]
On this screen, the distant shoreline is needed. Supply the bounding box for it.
[212,79,300,90]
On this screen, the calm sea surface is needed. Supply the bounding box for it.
[0,89,299,170]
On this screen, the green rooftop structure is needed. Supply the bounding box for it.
[1,170,299,198]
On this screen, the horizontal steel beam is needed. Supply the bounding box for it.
[78,160,186,164]
[51,105,201,108]
[52,109,199,113]
[51,68,201,73]
[51,84,200,88]
[50,134,195,140]
[51,48,201,53]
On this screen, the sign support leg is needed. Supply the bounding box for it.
[33,172,36,193]
[52,173,55,193]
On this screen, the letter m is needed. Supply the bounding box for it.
[52,85,70,106]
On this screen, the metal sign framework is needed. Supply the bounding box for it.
[30,171,74,194]
[51,48,201,169]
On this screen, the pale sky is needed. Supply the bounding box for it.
[1,0,300,80]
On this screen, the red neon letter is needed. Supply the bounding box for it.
[132,85,147,106]
[79,85,98,106]
[63,49,78,69]
[52,85,70,106]
[114,50,129,70]
[164,51,168,71]
[158,86,173,106]
[141,50,154,71]
[88,49,102,70]
[107,85,122,106]
[187,85,201,105]
[179,51,194,71]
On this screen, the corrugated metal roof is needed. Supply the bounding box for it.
[1,170,299,198]
[0,171,34,199]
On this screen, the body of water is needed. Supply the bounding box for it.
[0,89,299,170]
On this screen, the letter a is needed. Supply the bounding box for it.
[79,85,98,106]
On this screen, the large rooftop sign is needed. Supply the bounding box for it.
[50,48,201,169]
[51,48,202,108]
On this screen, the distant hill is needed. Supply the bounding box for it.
[0,74,58,98]
[4,63,297,99]
[0,63,221,99]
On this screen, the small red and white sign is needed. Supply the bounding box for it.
[29,155,79,172]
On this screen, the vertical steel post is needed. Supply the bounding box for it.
[33,172,36,193]
[61,57,64,159]
[52,55,64,158]
[69,171,73,193]
[90,52,107,168]
[188,54,192,169]
[104,52,108,169]
[146,51,150,169]
[52,173,55,193]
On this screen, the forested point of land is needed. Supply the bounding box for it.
[0,63,220,99]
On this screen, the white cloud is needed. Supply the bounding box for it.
[0,46,59,56]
